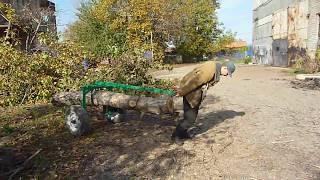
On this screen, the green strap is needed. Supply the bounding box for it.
[81,81,176,109]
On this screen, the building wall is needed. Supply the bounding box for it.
[253,0,303,21]
[253,15,273,64]
[272,8,288,40]
[287,0,309,65]
[253,0,270,10]
[307,0,320,58]
[253,0,318,67]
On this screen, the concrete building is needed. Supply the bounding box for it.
[0,0,56,45]
[253,0,320,67]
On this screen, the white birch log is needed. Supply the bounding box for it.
[53,91,176,115]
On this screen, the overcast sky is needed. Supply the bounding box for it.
[53,0,253,43]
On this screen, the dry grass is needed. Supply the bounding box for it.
[0,104,187,179]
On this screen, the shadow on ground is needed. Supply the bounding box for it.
[197,110,245,135]
[1,102,245,179]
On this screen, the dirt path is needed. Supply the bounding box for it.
[2,65,320,179]
[152,64,320,179]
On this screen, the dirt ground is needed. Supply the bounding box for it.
[1,65,320,179]
[153,64,320,179]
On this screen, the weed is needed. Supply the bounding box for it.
[2,124,14,135]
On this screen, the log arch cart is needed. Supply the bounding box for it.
[53,81,177,136]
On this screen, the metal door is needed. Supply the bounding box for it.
[272,39,288,67]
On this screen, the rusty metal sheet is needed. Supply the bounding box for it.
[288,1,309,49]
[272,8,288,40]
[288,1,309,65]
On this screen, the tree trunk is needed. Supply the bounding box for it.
[53,91,177,115]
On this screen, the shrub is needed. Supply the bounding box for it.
[315,48,320,72]
[243,56,252,64]
[0,35,173,107]
[0,37,89,106]
[294,52,319,74]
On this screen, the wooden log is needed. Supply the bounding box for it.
[52,91,176,115]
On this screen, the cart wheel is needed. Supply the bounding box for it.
[103,106,124,123]
[106,112,123,123]
[65,105,91,136]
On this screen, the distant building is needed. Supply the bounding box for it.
[219,40,249,59]
[253,0,320,67]
[225,40,247,49]
[0,0,56,48]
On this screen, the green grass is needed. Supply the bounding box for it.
[234,59,246,64]
[0,104,72,178]
[283,68,306,76]
[2,124,15,135]
[0,103,140,178]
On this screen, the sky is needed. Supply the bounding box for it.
[53,0,253,44]
[52,0,81,33]
[217,0,253,44]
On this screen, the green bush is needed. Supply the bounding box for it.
[2,124,15,135]
[0,37,89,106]
[0,35,173,107]
[294,51,320,74]
[243,56,252,64]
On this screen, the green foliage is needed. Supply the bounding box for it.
[0,2,16,23]
[0,35,90,106]
[67,0,225,59]
[65,2,127,58]
[81,50,174,91]
[0,0,228,107]
[294,51,320,74]
[0,33,173,107]
[2,124,15,135]
[243,56,252,64]
[211,31,236,54]
[175,0,221,56]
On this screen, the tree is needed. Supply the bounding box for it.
[0,2,56,52]
[173,0,221,57]
[0,2,17,40]
[17,4,56,52]
[65,1,127,59]
[67,0,225,60]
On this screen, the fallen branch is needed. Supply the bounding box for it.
[9,149,42,180]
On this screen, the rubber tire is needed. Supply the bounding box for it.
[65,105,91,136]
[105,112,123,123]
